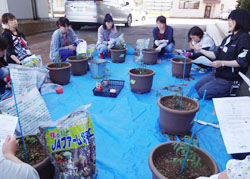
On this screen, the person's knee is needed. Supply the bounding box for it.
[165,43,174,53]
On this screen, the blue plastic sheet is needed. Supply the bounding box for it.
[43,46,232,178]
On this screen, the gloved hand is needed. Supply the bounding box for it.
[159,39,169,44]
[154,40,160,46]
[155,42,168,52]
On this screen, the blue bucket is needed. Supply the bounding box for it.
[88,59,107,79]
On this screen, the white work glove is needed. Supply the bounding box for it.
[155,42,168,52]
[154,40,160,46]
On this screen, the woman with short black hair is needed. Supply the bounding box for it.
[50,17,78,62]
[194,9,250,99]
[153,15,175,56]
[96,13,118,59]
[186,26,216,73]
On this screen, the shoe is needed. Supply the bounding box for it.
[191,66,201,71]
[98,53,105,59]
[106,51,111,57]
[198,68,208,73]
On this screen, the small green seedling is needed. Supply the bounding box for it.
[172,136,202,169]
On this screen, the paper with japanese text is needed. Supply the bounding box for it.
[213,96,250,154]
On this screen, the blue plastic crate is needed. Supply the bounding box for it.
[93,79,125,97]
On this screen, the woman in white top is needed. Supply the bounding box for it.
[187,26,216,73]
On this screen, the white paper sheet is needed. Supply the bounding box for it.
[192,56,213,67]
[213,96,250,154]
[0,114,18,151]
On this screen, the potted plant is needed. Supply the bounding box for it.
[171,57,192,78]
[47,54,71,85]
[110,35,126,63]
[143,48,159,65]
[128,52,155,94]
[67,54,89,76]
[148,137,219,179]
[16,135,54,179]
[157,93,200,135]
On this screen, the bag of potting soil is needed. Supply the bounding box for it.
[37,105,96,179]
[22,54,43,68]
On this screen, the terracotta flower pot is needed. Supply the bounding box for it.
[128,68,155,94]
[148,142,219,179]
[67,56,89,76]
[143,49,159,65]
[171,58,192,78]
[157,95,200,135]
[47,62,71,85]
[110,48,126,63]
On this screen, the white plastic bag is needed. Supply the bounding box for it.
[76,39,87,55]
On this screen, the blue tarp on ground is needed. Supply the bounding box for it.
[42,46,232,178]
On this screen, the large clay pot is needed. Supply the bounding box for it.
[157,95,200,135]
[67,56,89,76]
[148,142,219,179]
[143,49,159,65]
[47,62,71,85]
[171,58,192,78]
[128,68,155,94]
[110,48,126,63]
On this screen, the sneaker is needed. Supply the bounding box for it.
[191,66,201,71]
[198,68,208,73]
[98,53,105,59]
[106,51,111,57]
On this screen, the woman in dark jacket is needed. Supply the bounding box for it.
[1,13,31,65]
[194,9,250,99]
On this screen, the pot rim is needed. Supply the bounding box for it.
[67,56,89,62]
[157,95,200,114]
[148,141,219,179]
[47,62,71,70]
[110,48,127,52]
[128,68,155,77]
[171,58,192,65]
[143,49,159,54]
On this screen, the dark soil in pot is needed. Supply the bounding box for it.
[16,135,54,179]
[128,68,155,94]
[47,62,71,85]
[158,95,200,135]
[143,49,159,65]
[171,58,192,78]
[110,48,126,63]
[153,151,213,179]
[67,56,89,76]
[149,142,219,179]
[161,95,197,111]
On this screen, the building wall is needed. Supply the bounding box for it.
[171,0,206,18]
[7,0,33,19]
[0,0,8,15]
[36,0,49,18]
[170,0,237,18]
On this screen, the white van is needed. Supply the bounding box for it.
[65,0,132,30]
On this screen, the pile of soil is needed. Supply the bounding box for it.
[16,136,47,166]
[153,151,213,179]
[161,96,197,111]
[130,68,153,75]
